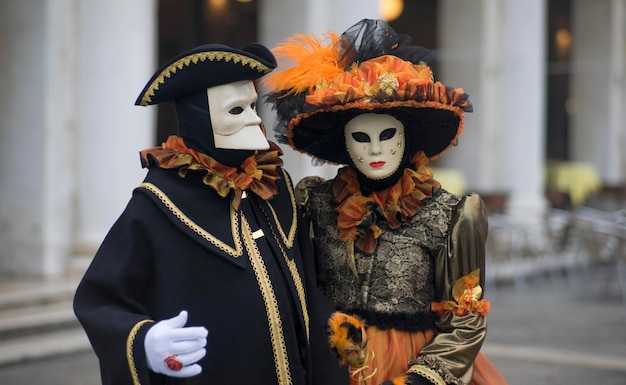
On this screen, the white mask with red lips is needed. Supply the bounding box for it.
[344,113,405,181]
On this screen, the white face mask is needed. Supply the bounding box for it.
[344,113,405,180]
[207,80,269,150]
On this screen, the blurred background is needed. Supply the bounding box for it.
[0,0,625,383]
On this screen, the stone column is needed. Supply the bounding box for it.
[438,0,506,193]
[571,0,625,186]
[74,0,157,255]
[501,0,549,222]
[439,0,548,220]
[607,0,626,186]
[476,0,508,193]
[0,0,156,277]
[0,0,77,276]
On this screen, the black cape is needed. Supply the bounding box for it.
[74,166,347,385]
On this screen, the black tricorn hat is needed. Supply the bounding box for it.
[135,43,277,106]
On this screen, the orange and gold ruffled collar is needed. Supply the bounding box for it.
[332,151,440,254]
[140,135,283,210]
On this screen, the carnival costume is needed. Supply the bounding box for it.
[74,43,347,385]
[265,19,508,385]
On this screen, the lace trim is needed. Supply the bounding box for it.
[257,185,309,342]
[241,214,292,385]
[409,356,466,385]
[139,182,243,258]
[407,365,447,385]
[126,319,153,385]
[263,169,297,248]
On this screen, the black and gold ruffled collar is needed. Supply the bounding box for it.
[140,135,283,210]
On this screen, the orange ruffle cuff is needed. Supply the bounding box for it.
[332,151,441,254]
[140,135,283,210]
[431,269,491,317]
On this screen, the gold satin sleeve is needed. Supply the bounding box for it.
[295,176,326,240]
[412,193,489,385]
[294,176,325,210]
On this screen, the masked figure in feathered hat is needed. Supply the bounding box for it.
[74,42,348,385]
[265,19,509,385]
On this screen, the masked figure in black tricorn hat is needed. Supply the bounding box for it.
[265,19,509,385]
[74,43,348,385]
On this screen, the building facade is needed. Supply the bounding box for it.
[1,0,624,277]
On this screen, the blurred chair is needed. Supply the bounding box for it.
[566,206,626,305]
[485,209,574,293]
[545,161,601,207]
[485,213,528,292]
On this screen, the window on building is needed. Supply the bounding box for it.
[546,0,572,161]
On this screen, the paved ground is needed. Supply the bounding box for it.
[484,266,626,385]
[0,352,99,385]
[1,266,625,384]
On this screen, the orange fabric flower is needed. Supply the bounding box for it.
[431,269,491,317]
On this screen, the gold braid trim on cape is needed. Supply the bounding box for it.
[332,151,441,254]
[140,135,283,210]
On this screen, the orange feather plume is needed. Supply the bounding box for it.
[263,31,344,95]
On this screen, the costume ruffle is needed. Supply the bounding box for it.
[304,55,470,112]
[332,151,441,254]
[140,135,283,210]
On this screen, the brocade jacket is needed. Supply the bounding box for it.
[298,177,489,385]
[74,167,347,385]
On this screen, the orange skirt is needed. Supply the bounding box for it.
[348,327,508,385]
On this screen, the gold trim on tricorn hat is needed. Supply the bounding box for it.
[136,43,277,106]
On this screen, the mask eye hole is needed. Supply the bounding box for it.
[351,132,370,143]
[379,128,396,141]
[229,106,244,115]
[250,102,256,110]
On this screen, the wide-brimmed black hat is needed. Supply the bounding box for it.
[264,19,472,165]
[136,43,277,106]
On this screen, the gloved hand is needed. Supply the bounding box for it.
[144,310,208,377]
[327,311,368,368]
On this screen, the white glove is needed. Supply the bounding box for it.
[144,310,208,377]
